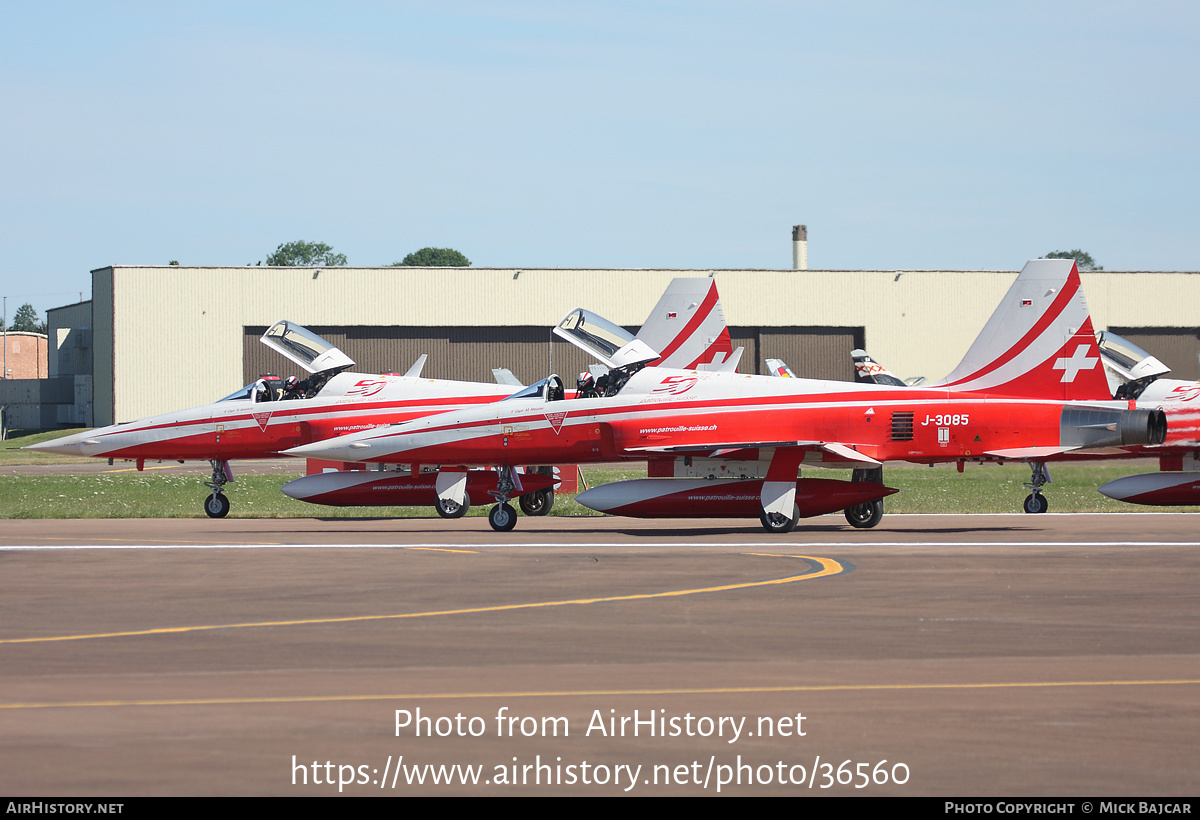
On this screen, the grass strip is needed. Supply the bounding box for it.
[0,461,1193,519]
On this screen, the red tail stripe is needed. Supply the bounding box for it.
[652,282,720,365]
[688,328,734,369]
[944,266,1081,387]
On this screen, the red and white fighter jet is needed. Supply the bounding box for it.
[28,278,737,519]
[286,260,1173,532]
[849,276,1200,511]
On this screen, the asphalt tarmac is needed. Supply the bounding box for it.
[1,513,1197,796]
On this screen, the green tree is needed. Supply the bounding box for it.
[265,240,348,267]
[1043,249,1103,271]
[392,247,471,267]
[9,303,46,334]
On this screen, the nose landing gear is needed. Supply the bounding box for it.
[203,459,233,518]
[488,466,520,532]
[1023,461,1050,514]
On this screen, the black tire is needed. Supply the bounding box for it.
[759,503,799,534]
[845,499,884,529]
[489,503,518,532]
[435,491,470,519]
[1023,494,1049,514]
[204,493,230,519]
[518,488,554,516]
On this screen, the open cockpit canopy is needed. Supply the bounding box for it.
[217,321,357,403]
[261,320,355,375]
[1097,331,1172,399]
[1097,332,1170,383]
[553,308,659,369]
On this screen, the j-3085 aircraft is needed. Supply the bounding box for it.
[849,277,1200,512]
[28,278,737,519]
[286,259,1178,532]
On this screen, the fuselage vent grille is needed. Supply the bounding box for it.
[890,411,914,441]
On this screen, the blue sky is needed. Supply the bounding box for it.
[2,1,1198,319]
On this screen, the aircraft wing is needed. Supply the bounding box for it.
[983,445,1079,459]
[622,439,882,466]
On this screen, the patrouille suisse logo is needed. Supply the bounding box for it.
[252,411,273,432]
[544,410,568,434]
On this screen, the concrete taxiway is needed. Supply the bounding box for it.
[1,514,1197,796]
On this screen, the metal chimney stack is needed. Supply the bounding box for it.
[792,225,808,270]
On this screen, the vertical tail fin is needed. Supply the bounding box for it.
[851,349,908,387]
[636,278,735,370]
[935,259,1110,400]
[765,357,797,378]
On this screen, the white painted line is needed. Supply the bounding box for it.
[2,541,1200,550]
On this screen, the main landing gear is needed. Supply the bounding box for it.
[204,459,232,519]
[845,499,884,529]
[518,487,554,516]
[845,466,885,529]
[435,492,470,519]
[1023,461,1050,514]
[759,504,800,534]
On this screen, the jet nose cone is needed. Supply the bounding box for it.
[23,431,100,457]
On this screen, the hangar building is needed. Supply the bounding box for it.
[16,263,1200,428]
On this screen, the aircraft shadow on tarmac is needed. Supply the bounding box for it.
[293,517,1037,538]
[607,524,1038,537]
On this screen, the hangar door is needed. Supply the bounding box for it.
[730,326,864,380]
[243,325,604,387]
[244,325,863,385]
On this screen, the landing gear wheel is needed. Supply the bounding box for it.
[204,493,230,519]
[1023,461,1050,513]
[845,499,884,529]
[435,492,470,519]
[759,503,800,534]
[489,503,518,532]
[518,488,554,516]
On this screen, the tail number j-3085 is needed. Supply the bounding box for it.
[920,413,969,426]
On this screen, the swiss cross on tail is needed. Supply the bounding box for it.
[1009,311,1109,400]
[1053,343,1100,383]
[544,410,568,434]
[252,411,272,432]
[935,259,1112,401]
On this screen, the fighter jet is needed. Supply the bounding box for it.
[286,260,1174,532]
[30,279,737,519]
[848,292,1200,512]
